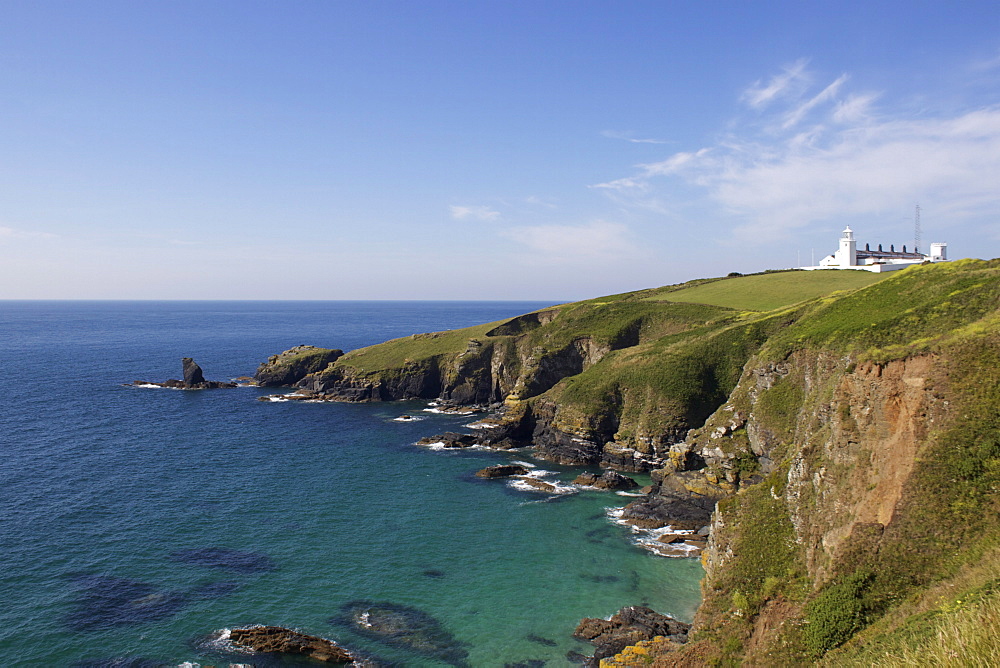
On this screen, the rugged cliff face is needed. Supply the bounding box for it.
[257,293,763,471]
[256,260,1000,663]
[255,345,344,387]
[623,259,1000,665]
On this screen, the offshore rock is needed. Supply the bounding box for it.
[619,490,719,532]
[573,470,639,491]
[228,626,354,663]
[475,464,530,478]
[574,606,690,665]
[131,358,237,389]
[182,357,205,385]
[417,432,481,448]
[254,345,344,387]
[513,476,557,493]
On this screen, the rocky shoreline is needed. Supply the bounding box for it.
[253,346,721,553]
[193,603,692,667]
[249,350,706,664]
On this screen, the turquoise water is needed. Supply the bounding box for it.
[0,301,702,667]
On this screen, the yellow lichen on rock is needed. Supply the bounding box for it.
[600,636,683,666]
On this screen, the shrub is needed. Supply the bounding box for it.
[804,570,874,656]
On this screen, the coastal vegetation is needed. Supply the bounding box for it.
[256,259,1000,664]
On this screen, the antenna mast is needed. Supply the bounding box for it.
[914,203,922,254]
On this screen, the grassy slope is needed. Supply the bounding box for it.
[335,320,506,372]
[328,270,891,377]
[642,269,888,311]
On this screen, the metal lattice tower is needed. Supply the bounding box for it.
[914,204,922,254]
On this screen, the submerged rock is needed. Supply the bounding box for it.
[65,575,187,631]
[574,606,689,665]
[228,626,354,663]
[70,659,167,668]
[188,580,241,600]
[331,600,469,666]
[168,547,277,574]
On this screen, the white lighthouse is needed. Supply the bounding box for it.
[808,226,949,272]
[838,226,857,267]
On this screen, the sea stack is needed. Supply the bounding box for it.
[182,358,206,386]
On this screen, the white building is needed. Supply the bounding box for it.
[803,226,948,273]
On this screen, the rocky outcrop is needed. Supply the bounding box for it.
[573,470,639,491]
[299,358,443,401]
[182,357,205,385]
[254,345,344,387]
[475,464,530,478]
[574,606,690,665]
[131,358,237,389]
[417,432,481,449]
[618,490,720,532]
[228,626,354,663]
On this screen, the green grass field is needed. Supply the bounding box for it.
[644,270,890,311]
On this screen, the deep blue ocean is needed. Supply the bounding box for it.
[0,301,702,667]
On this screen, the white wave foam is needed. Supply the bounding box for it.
[604,506,699,558]
[465,420,499,429]
[392,415,424,422]
[511,460,536,468]
[419,441,447,449]
[422,407,476,415]
[508,476,577,495]
[198,627,255,657]
[615,491,645,497]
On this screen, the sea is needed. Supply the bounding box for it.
[0,301,703,667]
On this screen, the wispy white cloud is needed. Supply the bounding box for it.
[524,196,558,209]
[593,60,1000,245]
[970,48,1000,72]
[781,74,848,129]
[592,149,712,193]
[602,130,671,144]
[450,205,501,221]
[832,92,879,124]
[501,220,638,262]
[741,58,810,109]
[0,226,58,240]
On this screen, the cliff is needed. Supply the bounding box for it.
[616,258,1000,665]
[256,260,1000,663]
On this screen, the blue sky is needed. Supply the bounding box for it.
[2,1,999,299]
